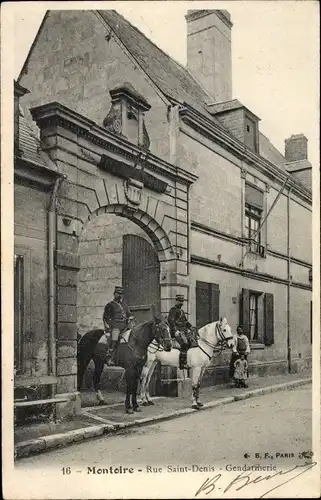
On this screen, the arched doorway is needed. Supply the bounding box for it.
[77,210,163,397]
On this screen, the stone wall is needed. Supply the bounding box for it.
[14,183,50,378]
[181,122,312,376]
[19,10,171,163]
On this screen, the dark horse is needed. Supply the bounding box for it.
[77,317,171,413]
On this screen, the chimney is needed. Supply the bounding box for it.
[14,80,30,156]
[186,10,233,102]
[285,134,308,162]
[284,134,312,191]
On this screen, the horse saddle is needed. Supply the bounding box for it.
[173,329,199,370]
[119,329,131,344]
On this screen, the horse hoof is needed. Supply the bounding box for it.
[192,404,200,410]
[126,408,134,414]
[141,401,149,407]
[197,402,204,407]
[133,407,142,412]
[98,400,106,406]
[147,400,154,406]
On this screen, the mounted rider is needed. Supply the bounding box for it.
[103,286,134,366]
[168,294,195,369]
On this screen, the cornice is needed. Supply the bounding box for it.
[30,102,198,186]
[191,255,312,291]
[180,106,312,205]
[191,221,312,268]
[14,156,63,189]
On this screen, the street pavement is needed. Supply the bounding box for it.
[16,385,312,468]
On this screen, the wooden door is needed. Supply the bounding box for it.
[122,234,161,324]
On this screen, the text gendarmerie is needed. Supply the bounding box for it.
[87,466,134,474]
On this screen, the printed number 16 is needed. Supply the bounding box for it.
[62,467,71,475]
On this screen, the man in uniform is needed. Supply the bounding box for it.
[168,294,194,370]
[229,325,250,386]
[103,286,134,366]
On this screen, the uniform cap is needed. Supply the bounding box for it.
[114,286,124,294]
[176,294,185,302]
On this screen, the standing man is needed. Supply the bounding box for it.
[103,286,133,366]
[168,294,193,369]
[229,325,250,385]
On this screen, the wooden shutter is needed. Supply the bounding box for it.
[245,183,264,209]
[239,288,250,336]
[264,293,274,346]
[196,282,220,329]
[196,281,210,329]
[210,284,220,322]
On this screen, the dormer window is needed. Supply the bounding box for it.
[244,115,258,153]
[207,99,260,154]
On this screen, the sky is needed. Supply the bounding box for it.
[10,0,320,167]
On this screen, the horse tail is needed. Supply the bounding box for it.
[77,329,105,390]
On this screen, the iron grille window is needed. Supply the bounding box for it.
[14,254,24,374]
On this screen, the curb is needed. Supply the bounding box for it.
[15,377,311,459]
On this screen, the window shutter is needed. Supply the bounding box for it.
[210,284,220,322]
[196,281,211,329]
[264,293,274,346]
[240,288,250,336]
[245,184,264,209]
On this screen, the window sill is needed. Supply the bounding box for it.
[247,249,267,259]
[249,342,265,350]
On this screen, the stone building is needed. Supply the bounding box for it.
[15,10,312,416]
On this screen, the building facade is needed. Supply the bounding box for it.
[15,9,312,416]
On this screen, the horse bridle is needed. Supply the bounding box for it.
[149,321,171,353]
[197,322,234,359]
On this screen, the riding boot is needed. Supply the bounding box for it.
[179,349,187,370]
[107,340,118,366]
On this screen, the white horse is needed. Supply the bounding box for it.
[139,317,234,409]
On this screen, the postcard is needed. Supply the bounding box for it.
[1,1,320,498]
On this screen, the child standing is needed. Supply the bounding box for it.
[233,354,249,388]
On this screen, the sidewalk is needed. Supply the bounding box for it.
[15,372,311,459]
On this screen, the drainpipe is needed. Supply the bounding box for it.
[48,175,64,396]
[287,186,292,373]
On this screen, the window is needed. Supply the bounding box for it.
[245,203,262,253]
[245,183,265,256]
[249,293,259,341]
[240,289,274,346]
[244,116,258,152]
[196,281,220,330]
[14,254,24,374]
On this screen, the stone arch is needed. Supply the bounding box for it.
[86,203,174,264]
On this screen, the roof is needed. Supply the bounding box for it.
[207,99,261,121]
[17,113,57,172]
[18,9,289,174]
[97,10,222,125]
[259,132,287,168]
